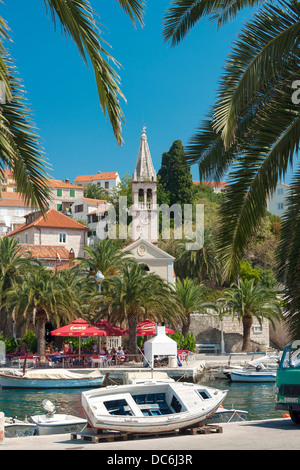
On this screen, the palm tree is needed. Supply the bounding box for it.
[175,228,222,286]
[83,184,109,201]
[174,278,217,335]
[218,278,283,351]
[0,237,40,334]
[100,260,180,355]
[163,0,300,335]
[5,267,81,356]
[0,0,145,208]
[76,239,128,277]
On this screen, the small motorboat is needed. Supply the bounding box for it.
[82,381,227,434]
[4,417,37,438]
[30,400,87,435]
[229,355,279,382]
[206,406,248,423]
[230,369,277,382]
[0,368,104,389]
[215,355,279,382]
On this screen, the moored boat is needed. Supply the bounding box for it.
[81,381,227,434]
[30,400,87,435]
[230,369,277,382]
[218,355,279,382]
[0,368,104,389]
[206,406,248,423]
[4,417,37,438]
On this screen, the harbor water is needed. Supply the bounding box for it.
[0,378,284,422]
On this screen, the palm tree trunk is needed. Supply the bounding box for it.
[36,309,47,359]
[128,313,138,356]
[182,314,190,337]
[242,315,253,352]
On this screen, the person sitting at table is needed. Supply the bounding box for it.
[117,346,125,363]
[110,347,117,363]
[68,342,73,354]
[63,342,69,354]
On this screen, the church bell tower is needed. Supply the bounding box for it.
[131,127,158,244]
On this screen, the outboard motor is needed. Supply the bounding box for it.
[42,400,56,417]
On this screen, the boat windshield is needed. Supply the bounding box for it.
[132,393,172,416]
[103,398,133,416]
[281,341,300,369]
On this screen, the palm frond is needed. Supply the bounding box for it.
[117,0,145,26]
[0,53,51,210]
[213,0,300,148]
[277,167,300,339]
[162,0,262,46]
[44,0,129,145]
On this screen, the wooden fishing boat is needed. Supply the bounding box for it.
[81,381,227,434]
[0,368,104,389]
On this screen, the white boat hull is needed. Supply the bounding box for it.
[30,414,87,435]
[230,371,277,382]
[206,408,248,423]
[5,419,37,438]
[82,382,227,434]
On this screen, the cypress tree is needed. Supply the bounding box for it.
[157,140,193,206]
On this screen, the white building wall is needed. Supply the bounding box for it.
[267,183,291,217]
[12,227,87,257]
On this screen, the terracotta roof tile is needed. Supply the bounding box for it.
[74,172,118,182]
[7,208,88,237]
[0,192,37,207]
[193,181,229,188]
[18,244,70,260]
[47,179,83,190]
[81,198,108,205]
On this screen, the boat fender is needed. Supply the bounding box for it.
[177,355,182,367]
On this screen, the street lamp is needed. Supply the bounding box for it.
[95,270,105,294]
[95,270,105,351]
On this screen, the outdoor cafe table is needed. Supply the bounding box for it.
[48,353,95,367]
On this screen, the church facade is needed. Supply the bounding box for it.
[122,128,175,285]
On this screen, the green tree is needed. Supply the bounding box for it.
[239,261,261,284]
[174,278,217,336]
[157,140,194,206]
[0,0,145,209]
[175,228,222,286]
[163,0,300,335]
[218,279,283,351]
[0,237,40,334]
[76,238,127,277]
[84,184,109,201]
[5,267,80,356]
[100,260,179,355]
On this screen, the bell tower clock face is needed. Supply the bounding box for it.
[140,213,151,225]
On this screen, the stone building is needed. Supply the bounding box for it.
[190,313,271,353]
[7,208,88,259]
[122,127,175,284]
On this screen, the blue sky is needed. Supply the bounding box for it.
[2,1,294,184]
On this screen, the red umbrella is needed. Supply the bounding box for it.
[51,318,106,338]
[124,319,174,336]
[51,318,106,358]
[95,320,125,337]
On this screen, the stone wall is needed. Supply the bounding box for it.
[190,313,270,352]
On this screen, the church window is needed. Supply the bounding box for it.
[138,189,144,202]
[147,189,152,203]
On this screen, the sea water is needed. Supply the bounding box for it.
[0,379,284,422]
